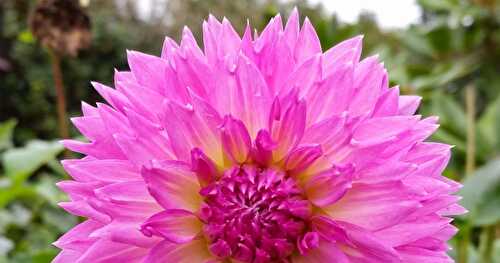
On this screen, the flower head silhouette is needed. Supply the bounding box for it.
[55,9,465,263]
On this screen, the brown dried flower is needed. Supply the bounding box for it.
[29,0,91,57]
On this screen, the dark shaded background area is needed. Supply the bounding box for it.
[0,0,499,262]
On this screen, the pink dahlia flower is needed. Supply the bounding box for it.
[54,9,465,263]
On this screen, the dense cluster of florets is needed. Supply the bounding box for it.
[200,166,312,261]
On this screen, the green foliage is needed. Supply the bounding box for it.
[1,0,500,262]
[2,140,63,182]
[0,120,70,262]
[478,95,500,151]
[460,159,500,226]
[0,120,17,151]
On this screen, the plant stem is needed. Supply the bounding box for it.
[48,48,70,140]
[479,225,495,263]
[465,84,476,177]
[457,224,471,263]
[458,84,477,263]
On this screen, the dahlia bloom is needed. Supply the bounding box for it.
[54,9,465,263]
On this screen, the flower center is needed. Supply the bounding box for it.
[199,165,312,262]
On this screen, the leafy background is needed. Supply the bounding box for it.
[1,0,499,262]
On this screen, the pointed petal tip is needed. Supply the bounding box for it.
[208,14,217,20]
[220,115,252,164]
[274,13,283,23]
[286,6,300,29]
[81,100,92,107]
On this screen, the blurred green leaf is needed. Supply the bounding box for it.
[432,129,466,152]
[17,30,35,44]
[24,225,56,251]
[30,249,58,263]
[41,206,77,232]
[495,240,500,263]
[0,120,17,152]
[35,176,64,206]
[418,0,459,11]
[0,185,37,209]
[0,236,13,256]
[1,140,63,183]
[478,94,500,151]
[459,159,500,226]
[9,205,32,227]
[412,56,479,90]
[400,29,436,58]
[46,160,67,177]
[431,91,467,137]
[449,237,481,262]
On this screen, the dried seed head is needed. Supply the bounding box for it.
[29,0,91,57]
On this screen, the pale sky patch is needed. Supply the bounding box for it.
[305,0,420,28]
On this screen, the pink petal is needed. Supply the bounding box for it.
[116,80,165,121]
[218,18,241,58]
[283,7,300,51]
[284,144,322,174]
[94,181,155,205]
[190,148,218,187]
[281,55,321,98]
[252,129,277,165]
[91,81,130,114]
[348,56,387,116]
[352,116,420,147]
[269,96,307,161]
[96,103,132,137]
[161,36,179,60]
[123,108,175,159]
[127,50,168,95]
[53,220,102,250]
[374,215,452,247]
[52,249,84,263]
[113,133,163,166]
[305,64,354,122]
[141,160,202,212]
[61,159,140,183]
[202,16,222,66]
[87,197,159,222]
[77,239,149,263]
[89,220,160,248]
[294,18,322,64]
[141,209,202,243]
[292,240,349,263]
[57,180,105,201]
[304,165,354,207]
[144,239,214,263]
[70,116,107,142]
[58,201,110,223]
[231,54,272,136]
[398,95,422,115]
[397,246,453,263]
[220,115,252,164]
[439,203,468,216]
[302,114,347,154]
[311,216,400,262]
[159,100,222,163]
[356,161,417,184]
[372,86,400,117]
[61,139,124,159]
[322,35,363,76]
[324,182,421,230]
